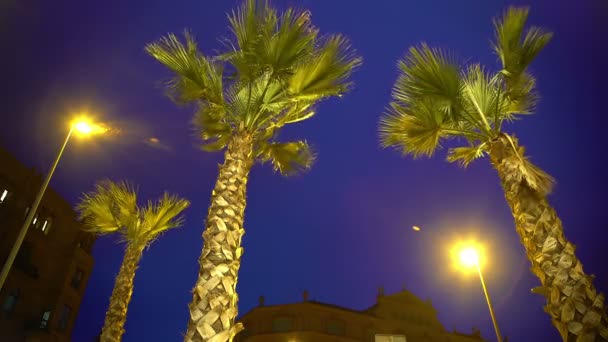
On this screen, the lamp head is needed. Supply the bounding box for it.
[70,117,106,136]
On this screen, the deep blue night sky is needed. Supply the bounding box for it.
[1,0,607,341]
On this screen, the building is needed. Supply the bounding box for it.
[0,147,96,341]
[235,288,488,342]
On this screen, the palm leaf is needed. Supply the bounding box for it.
[379,100,446,158]
[139,193,190,244]
[76,180,138,241]
[77,180,189,246]
[460,64,500,134]
[192,104,233,151]
[288,34,362,100]
[224,0,273,82]
[256,140,316,175]
[394,43,461,117]
[256,8,316,80]
[502,71,538,118]
[446,142,488,167]
[492,7,552,79]
[146,31,225,106]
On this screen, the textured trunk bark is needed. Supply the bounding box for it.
[185,133,254,342]
[490,134,608,342]
[100,244,144,342]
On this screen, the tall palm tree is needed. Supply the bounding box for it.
[145,1,361,341]
[379,7,608,341]
[76,180,190,342]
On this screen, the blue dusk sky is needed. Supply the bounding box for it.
[0,0,607,341]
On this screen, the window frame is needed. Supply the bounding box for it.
[57,304,72,331]
[40,309,53,329]
[71,268,85,290]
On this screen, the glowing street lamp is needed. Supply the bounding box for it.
[0,117,106,290]
[454,242,503,342]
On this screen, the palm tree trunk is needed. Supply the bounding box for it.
[490,134,608,341]
[185,133,254,342]
[101,244,144,342]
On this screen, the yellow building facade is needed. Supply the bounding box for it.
[235,288,487,342]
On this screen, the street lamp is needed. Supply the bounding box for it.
[0,117,105,290]
[454,243,503,342]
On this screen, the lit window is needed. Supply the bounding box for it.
[40,310,52,329]
[0,189,8,203]
[58,304,72,330]
[71,268,85,290]
[41,218,52,234]
[375,334,407,342]
[2,289,19,316]
[271,316,293,332]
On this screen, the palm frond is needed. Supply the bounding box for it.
[502,71,538,120]
[288,34,362,100]
[492,7,552,79]
[446,142,488,167]
[145,31,225,105]
[394,43,461,117]
[519,155,555,195]
[192,104,234,151]
[77,180,190,247]
[504,137,555,195]
[224,0,273,82]
[460,64,500,134]
[76,180,138,239]
[139,193,190,244]
[379,100,446,158]
[256,7,316,79]
[256,140,316,176]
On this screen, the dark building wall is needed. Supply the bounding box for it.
[0,147,95,342]
[235,290,487,342]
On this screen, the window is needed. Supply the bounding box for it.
[0,189,8,203]
[41,217,52,234]
[71,268,85,290]
[375,334,407,342]
[15,242,38,278]
[58,304,72,330]
[40,310,52,329]
[2,289,19,317]
[327,320,345,335]
[271,316,293,332]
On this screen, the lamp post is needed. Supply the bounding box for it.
[457,245,503,342]
[0,118,104,291]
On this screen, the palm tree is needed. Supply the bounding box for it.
[76,180,190,342]
[145,1,361,341]
[379,7,608,341]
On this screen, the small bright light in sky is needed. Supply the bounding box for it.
[412,225,421,231]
